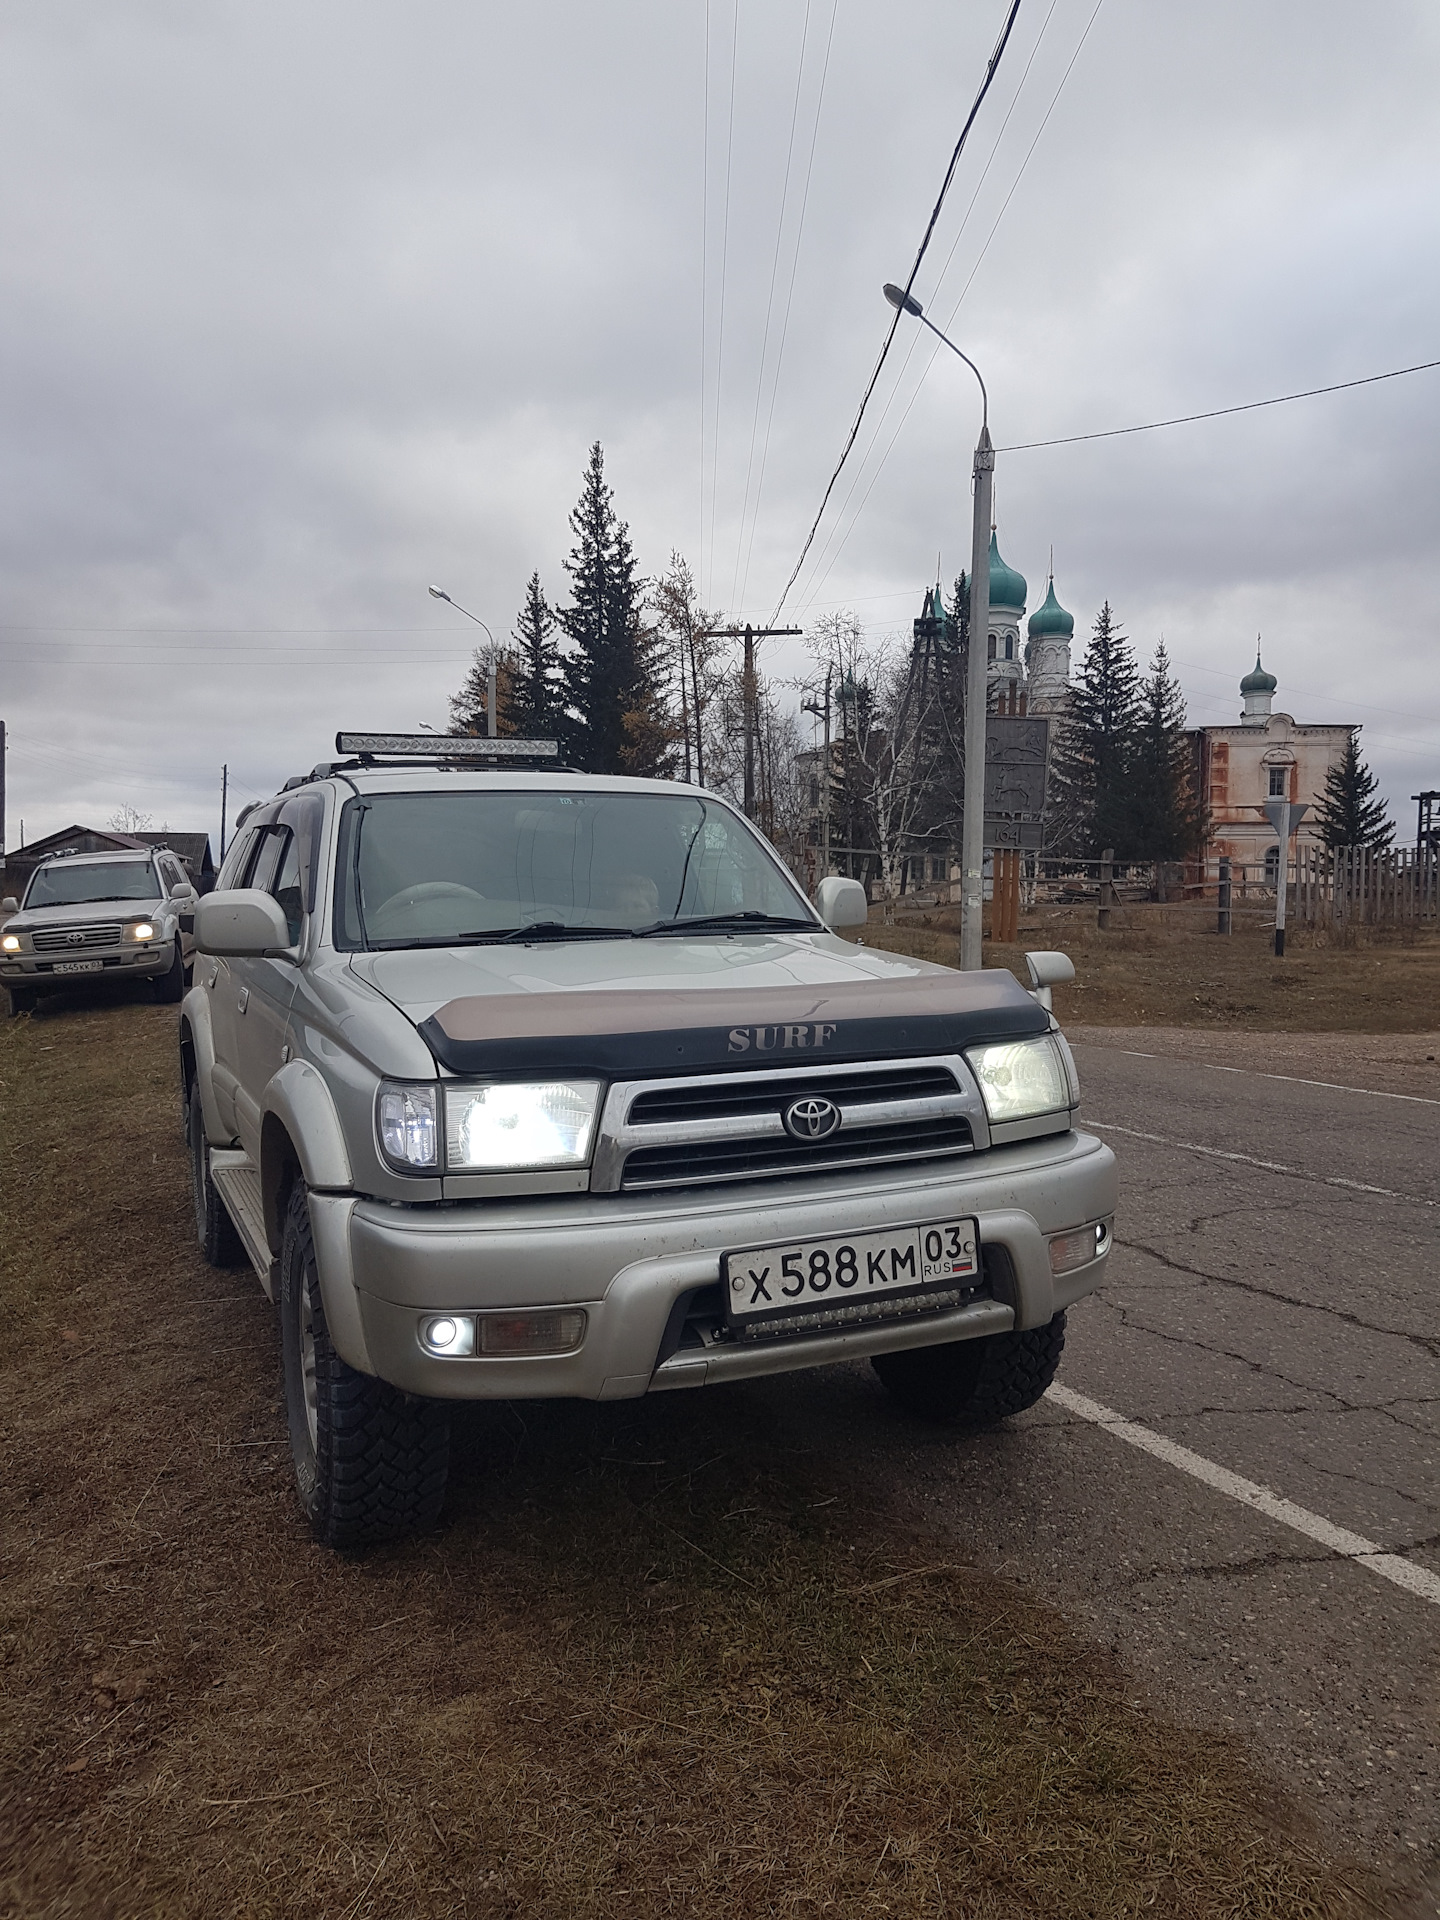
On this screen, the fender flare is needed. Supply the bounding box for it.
[177,987,226,1149]
[259,1059,354,1255]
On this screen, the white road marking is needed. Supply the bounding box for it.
[1049,1384,1440,1607]
[1087,1120,1437,1207]
[1104,1046,1440,1107]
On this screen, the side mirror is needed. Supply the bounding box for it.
[1023,949,1075,1011]
[194,889,295,959]
[1,896,18,916]
[173,882,198,903]
[816,875,868,932]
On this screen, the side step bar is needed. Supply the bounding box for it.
[209,1151,276,1298]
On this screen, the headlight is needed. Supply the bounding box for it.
[1,933,19,953]
[965,1036,1071,1123]
[377,1084,439,1169]
[445,1080,601,1171]
[126,921,156,942]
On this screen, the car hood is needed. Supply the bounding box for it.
[349,932,1048,1076]
[8,896,161,932]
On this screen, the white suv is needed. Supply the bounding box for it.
[2,848,195,1016]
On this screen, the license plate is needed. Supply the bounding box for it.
[53,959,104,976]
[723,1215,980,1337]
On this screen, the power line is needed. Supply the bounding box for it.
[792,0,1105,612]
[735,0,839,615]
[729,0,822,608]
[767,0,1024,622]
[997,357,1440,451]
[788,0,1069,612]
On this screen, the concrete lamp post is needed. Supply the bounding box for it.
[883,284,991,971]
[429,585,497,738]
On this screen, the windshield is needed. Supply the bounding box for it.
[332,790,814,949]
[24,861,159,908]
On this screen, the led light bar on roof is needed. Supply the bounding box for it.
[334,733,559,759]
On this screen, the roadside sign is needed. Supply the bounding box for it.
[983,716,1049,850]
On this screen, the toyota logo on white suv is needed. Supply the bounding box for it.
[782,1095,842,1142]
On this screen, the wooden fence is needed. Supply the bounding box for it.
[1293,845,1439,926]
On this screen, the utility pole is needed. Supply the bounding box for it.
[802,664,835,884]
[0,718,7,885]
[716,623,803,820]
[220,764,229,861]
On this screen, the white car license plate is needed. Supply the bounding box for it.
[53,959,104,976]
[723,1216,979,1335]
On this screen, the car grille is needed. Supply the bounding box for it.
[31,922,124,953]
[593,1058,983,1194]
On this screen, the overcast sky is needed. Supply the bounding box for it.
[2,0,1436,853]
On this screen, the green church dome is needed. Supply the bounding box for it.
[1027,576,1073,639]
[986,531,1026,611]
[1240,651,1277,695]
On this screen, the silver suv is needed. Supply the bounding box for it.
[180,739,1116,1549]
[2,847,195,1016]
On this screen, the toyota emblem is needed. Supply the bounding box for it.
[783,1095,841,1142]
[66,931,85,946]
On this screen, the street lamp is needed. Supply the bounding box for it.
[429,585,497,738]
[883,284,992,971]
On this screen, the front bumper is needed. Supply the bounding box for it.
[0,938,175,985]
[317,1128,1117,1400]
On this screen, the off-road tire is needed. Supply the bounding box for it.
[872,1312,1067,1424]
[187,1080,245,1268]
[7,986,37,1017]
[279,1182,450,1550]
[154,944,186,1003]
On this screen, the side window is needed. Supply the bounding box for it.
[217,827,260,890]
[269,834,304,945]
[162,857,186,894]
[248,828,287,896]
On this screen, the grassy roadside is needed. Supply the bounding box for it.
[0,995,1395,1918]
[856,904,1440,1032]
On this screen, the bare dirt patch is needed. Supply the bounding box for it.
[857,904,1440,1034]
[0,996,1405,1917]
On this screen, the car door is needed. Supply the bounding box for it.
[230,795,322,1160]
[206,824,263,1141]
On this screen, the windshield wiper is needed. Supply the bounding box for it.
[635,911,818,937]
[370,921,637,950]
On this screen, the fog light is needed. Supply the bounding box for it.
[1048,1225,1099,1276]
[477,1309,587,1356]
[419,1314,475,1356]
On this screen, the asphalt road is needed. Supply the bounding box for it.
[734,1028,1439,1900]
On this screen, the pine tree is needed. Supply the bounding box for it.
[507,571,564,739]
[1051,601,1139,857]
[1127,640,1208,860]
[1313,731,1393,850]
[557,442,674,776]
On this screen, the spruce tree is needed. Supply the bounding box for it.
[557,442,674,776]
[507,571,564,739]
[1127,640,1207,860]
[1313,731,1393,850]
[1051,601,1139,857]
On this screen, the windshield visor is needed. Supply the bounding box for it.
[25,861,159,907]
[333,790,811,949]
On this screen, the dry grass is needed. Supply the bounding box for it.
[855,903,1440,1033]
[0,992,1403,1918]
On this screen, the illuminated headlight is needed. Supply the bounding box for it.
[444,1081,600,1171]
[1,934,19,954]
[126,921,157,942]
[377,1083,439,1169]
[965,1036,1072,1123]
